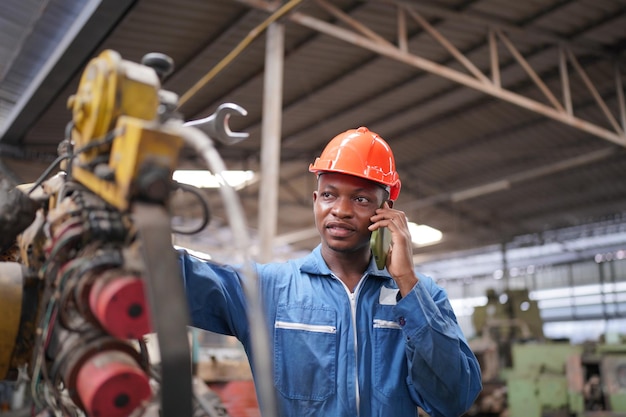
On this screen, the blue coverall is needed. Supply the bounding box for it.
[180,245,482,417]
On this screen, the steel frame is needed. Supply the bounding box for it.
[236,0,626,147]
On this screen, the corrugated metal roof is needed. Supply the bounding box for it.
[0,0,85,117]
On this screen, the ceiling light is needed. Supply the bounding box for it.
[407,222,443,246]
[173,170,256,189]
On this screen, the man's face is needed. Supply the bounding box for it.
[313,173,386,253]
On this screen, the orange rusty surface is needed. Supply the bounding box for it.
[208,380,260,417]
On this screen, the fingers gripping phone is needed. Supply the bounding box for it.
[370,226,391,270]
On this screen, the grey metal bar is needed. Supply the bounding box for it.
[615,62,626,132]
[315,0,394,47]
[488,29,500,88]
[566,49,624,135]
[397,6,408,53]
[135,203,193,417]
[496,29,564,112]
[389,0,614,59]
[258,22,285,262]
[405,7,490,84]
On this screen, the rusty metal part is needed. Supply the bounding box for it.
[17,210,46,270]
[0,264,38,381]
[0,263,24,380]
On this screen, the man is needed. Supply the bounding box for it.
[179,127,482,416]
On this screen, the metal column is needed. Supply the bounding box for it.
[258,22,285,262]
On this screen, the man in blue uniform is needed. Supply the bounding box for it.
[179,127,482,416]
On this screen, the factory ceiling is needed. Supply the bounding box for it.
[1,0,625,265]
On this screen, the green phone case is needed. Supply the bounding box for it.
[370,227,391,270]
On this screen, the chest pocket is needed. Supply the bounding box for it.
[373,303,409,398]
[274,305,337,401]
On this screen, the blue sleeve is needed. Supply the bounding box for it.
[178,250,250,345]
[394,274,482,417]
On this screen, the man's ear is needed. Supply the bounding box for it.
[386,200,394,209]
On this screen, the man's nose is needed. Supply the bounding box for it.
[331,197,353,217]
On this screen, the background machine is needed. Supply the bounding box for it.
[468,288,626,417]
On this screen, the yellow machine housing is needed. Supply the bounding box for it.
[71,116,182,210]
[67,50,182,210]
[68,50,160,163]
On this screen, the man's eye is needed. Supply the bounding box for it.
[355,197,369,203]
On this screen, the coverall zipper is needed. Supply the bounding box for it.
[333,273,366,417]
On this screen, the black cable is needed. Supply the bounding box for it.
[137,336,151,372]
[28,128,117,195]
[171,181,211,235]
[27,154,68,195]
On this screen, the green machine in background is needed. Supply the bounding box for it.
[468,289,626,417]
[507,342,626,416]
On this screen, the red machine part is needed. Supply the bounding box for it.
[89,274,152,339]
[76,350,151,417]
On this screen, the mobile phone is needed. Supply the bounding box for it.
[370,226,391,270]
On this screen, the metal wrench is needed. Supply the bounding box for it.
[183,103,249,145]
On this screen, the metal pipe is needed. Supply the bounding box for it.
[178,123,279,417]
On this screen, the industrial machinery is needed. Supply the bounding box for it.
[506,340,626,416]
[0,50,262,417]
[468,289,626,417]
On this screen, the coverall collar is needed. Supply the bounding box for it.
[300,244,393,281]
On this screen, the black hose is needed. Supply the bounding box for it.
[171,181,211,235]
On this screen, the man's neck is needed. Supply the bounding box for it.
[321,246,370,292]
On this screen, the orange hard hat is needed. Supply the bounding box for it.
[309,126,401,200]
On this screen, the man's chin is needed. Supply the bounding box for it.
[326,240,364,254]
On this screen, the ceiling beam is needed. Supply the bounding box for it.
[392,0,614,58]
[235,0,626,147]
